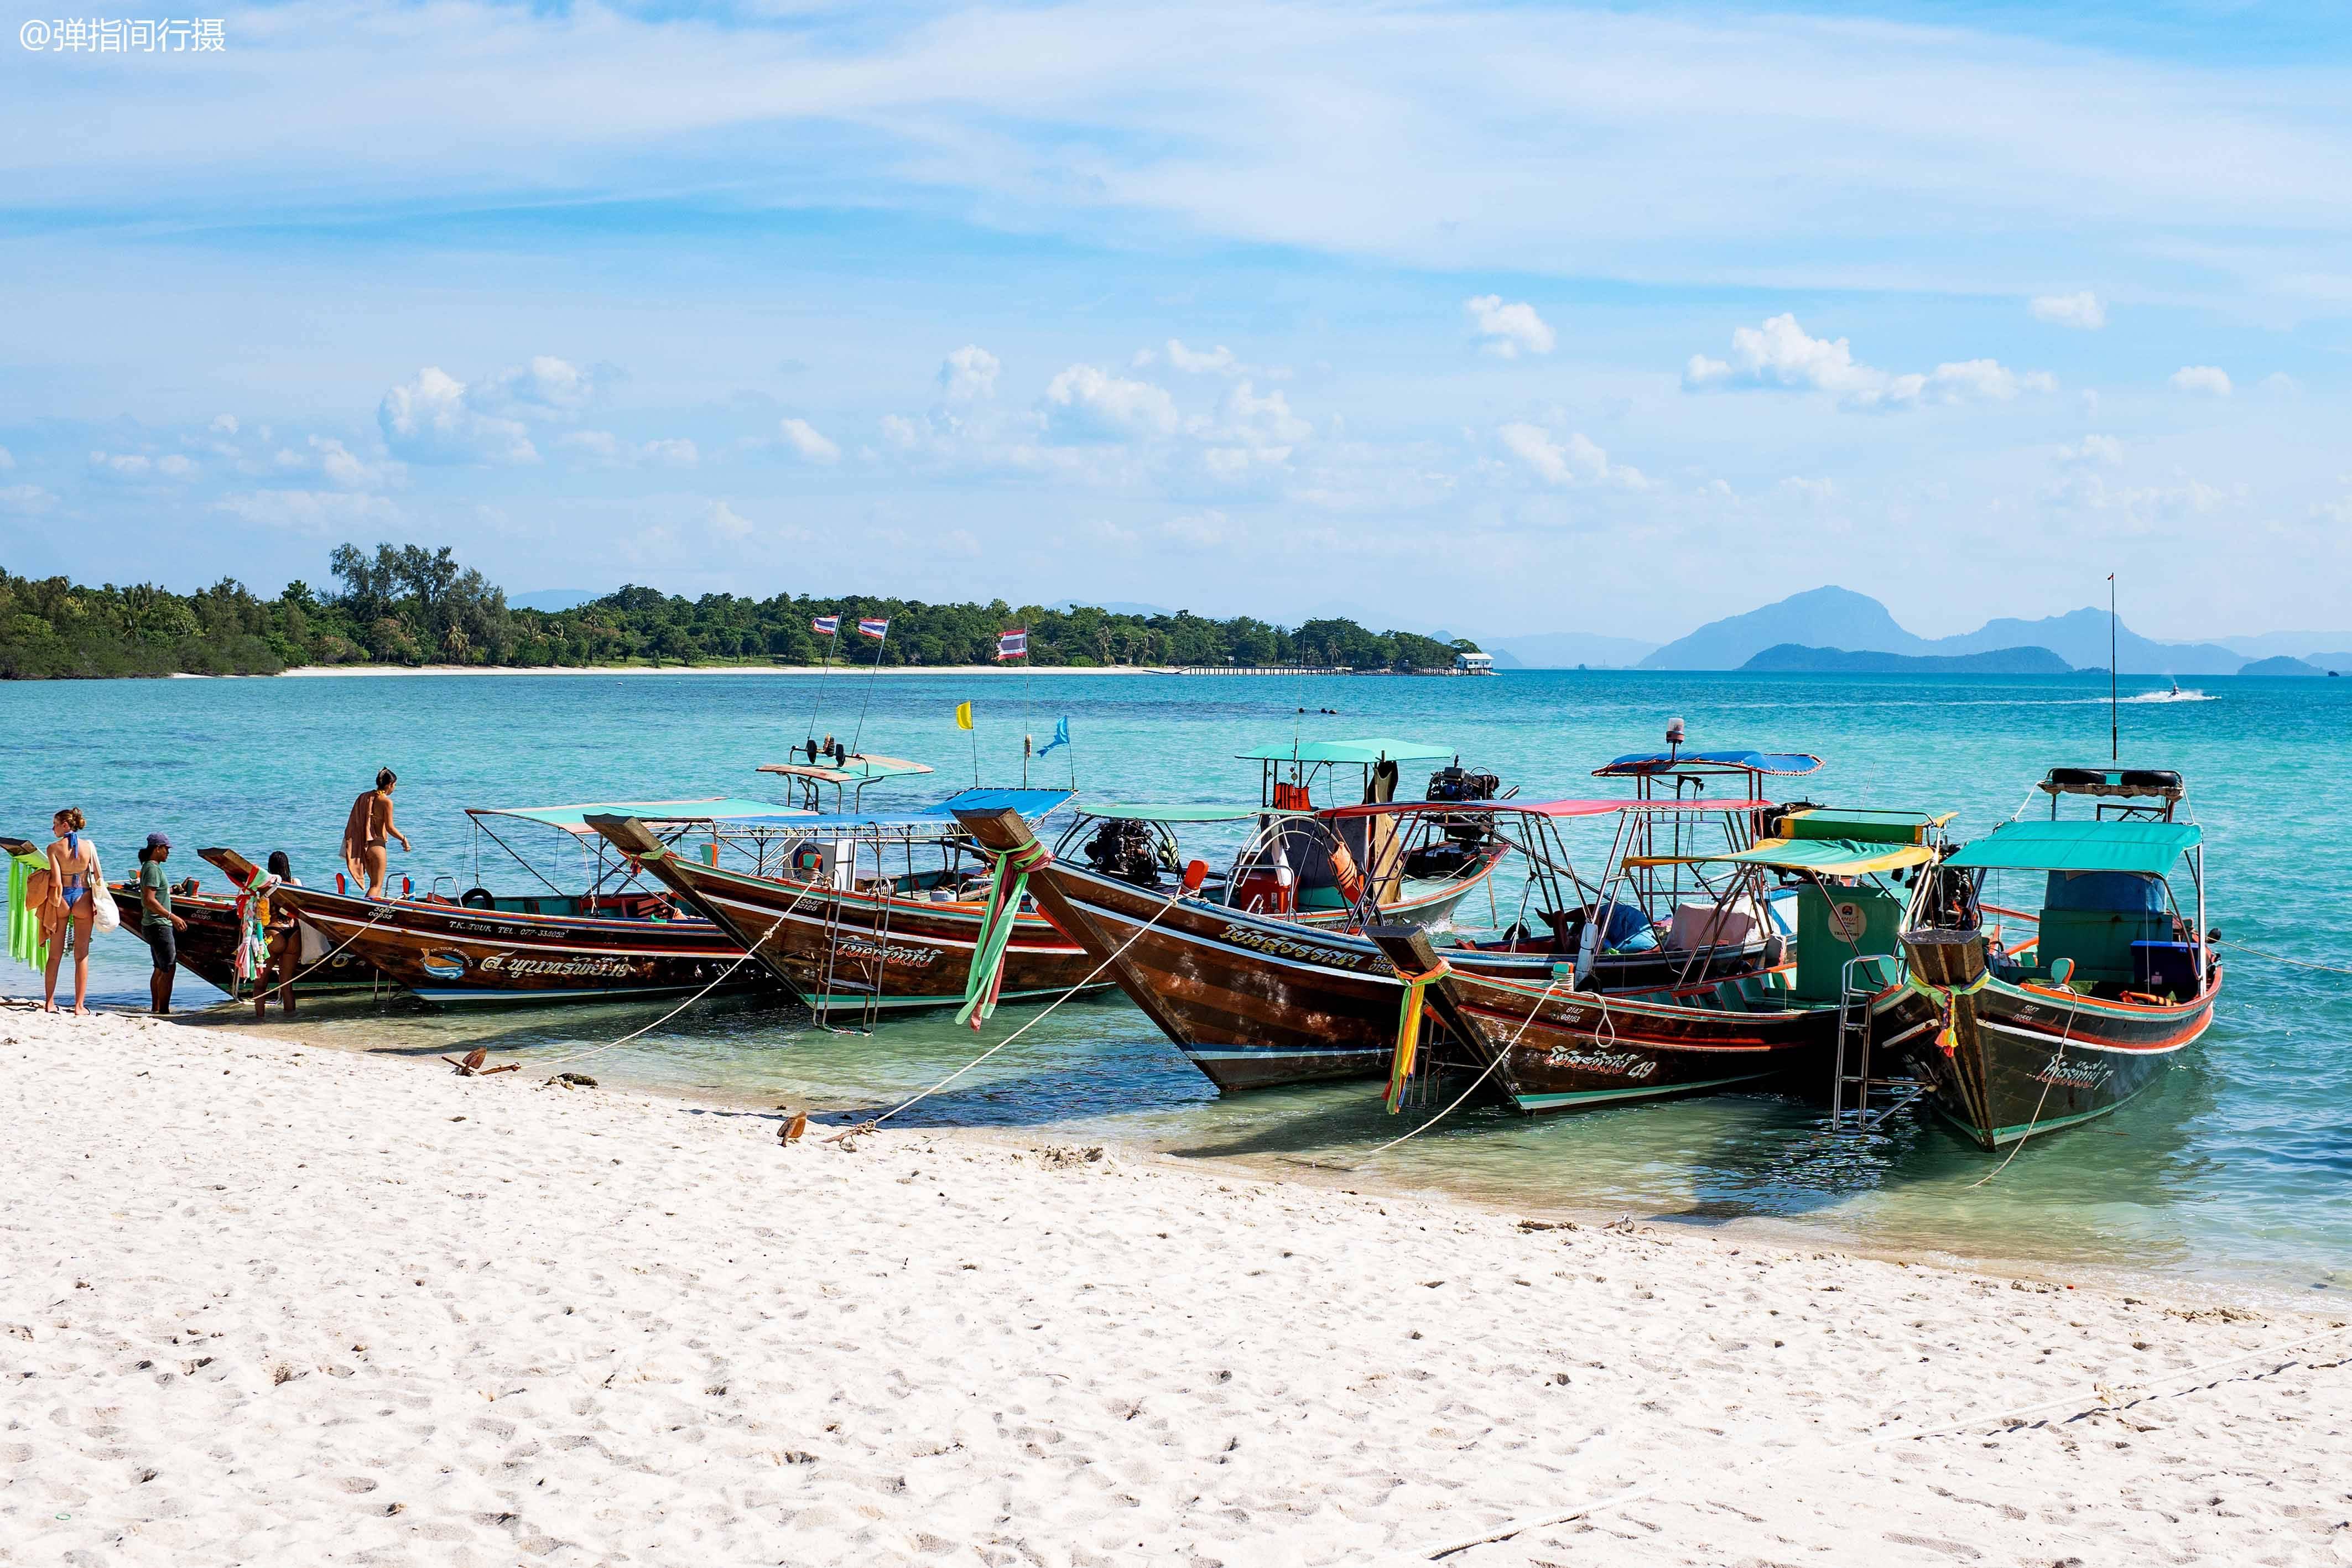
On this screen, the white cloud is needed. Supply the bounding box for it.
[308,435,395,489]
[1498,423,1645,489]
[155,454,196,478]
[2259,372,2303,395]
[211,489,400,533]
[0,483,55,515]
[2059,435,2125,467]
[2171,365,2233,396]
[378,367,538,465]
[1465,295,1555,358]
[706,499,753,539]
[1162,509,1231,547]
[87,450,196,482]
[1221,381,1310,449]
[1779,476,1839,504]
[0,446,15,470]
[1684,314,2053,410]
[1043,365,1180,441]
[209,414,238,435]
[2030,291,2106,329]
[474,356,600,416]
[779,417,842,463]
[558,431,699,468]
[939,345,1000,401]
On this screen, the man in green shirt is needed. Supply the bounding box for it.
[138,833,188,1014]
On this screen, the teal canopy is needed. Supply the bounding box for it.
[1943,819,2200,876]
[1235,737,1453,765]
[471,800,806,835]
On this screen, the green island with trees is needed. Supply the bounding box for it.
[2,543,1482,679]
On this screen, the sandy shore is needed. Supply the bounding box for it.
[270,664,1180,678]
[3,1006,2345,1566]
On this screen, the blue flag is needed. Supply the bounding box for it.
[1038,717,1071,757]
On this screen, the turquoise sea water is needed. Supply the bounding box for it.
[6,668,2345,1295]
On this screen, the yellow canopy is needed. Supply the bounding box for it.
[1624,836,1934,877]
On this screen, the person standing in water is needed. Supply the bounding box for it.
[41,808,101,1015]
[341,768,412,899]
[136,832,190,1015]
[257,850,303,1017]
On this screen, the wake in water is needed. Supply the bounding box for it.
[2065,688,2218,705]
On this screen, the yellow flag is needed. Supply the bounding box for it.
[954,700,973,731]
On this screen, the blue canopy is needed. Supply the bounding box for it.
[1594,748,1824,778]
[723,788,1075,836]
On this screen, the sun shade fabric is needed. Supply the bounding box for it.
[715,788,1077,835]
[1316,796,1776,821]
[1778,807,1953,845]
[1943,819,2200,875]
[756,756,935,782]
[1625,837,1934,876]
[471,800,812,834]
[1234,737,1455,765]
[1593,749,1824,777]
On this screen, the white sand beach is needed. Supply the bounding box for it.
[4,1005,2345,1566]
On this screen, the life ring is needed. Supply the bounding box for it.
[460,887,496,909]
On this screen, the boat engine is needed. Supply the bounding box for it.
[1425,760,1501,805]
[1081,818,1168,888]
[1417,758,1504,872]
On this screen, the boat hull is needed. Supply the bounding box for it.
[608,846,1107,1013]
[103,881,387,999]
[1902,971,2220,1149]
[949,806,1801,1098]
[215,870,761,1006]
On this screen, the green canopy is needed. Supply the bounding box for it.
[1083,803,1291,824]
[1235,737,1453,765]
[1943,819,2200,876]
[1780,807,1952,846]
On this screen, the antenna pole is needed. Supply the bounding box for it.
[2116,576,2135,766]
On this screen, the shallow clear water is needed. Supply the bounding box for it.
[7,668,2345,1294]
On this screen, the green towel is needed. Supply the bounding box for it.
[8,850,49,973]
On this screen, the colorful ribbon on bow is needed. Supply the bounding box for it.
[955,838,1053,1030]
[1384,960,1452,1113]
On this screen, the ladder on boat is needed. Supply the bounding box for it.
[811,881,892,1035]
[1829,956,1927,1132]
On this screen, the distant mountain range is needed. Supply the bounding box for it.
[1740,643,2074,675]
[1484,631,1662,669]
[1636,587,2267,675]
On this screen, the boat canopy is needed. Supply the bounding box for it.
[1318,796,1776,821]
[1778,806,1953,845]
[1943,819,2200,876]
[467,799,811,835]
[717,787,1076,837]
[1594,748,1823,778]
[1234,737,1454,765]
[757,754,935,784]
[1627,836,1934,876]
[1078,803,1291,824]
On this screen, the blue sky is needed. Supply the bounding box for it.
[2,0,2348,642]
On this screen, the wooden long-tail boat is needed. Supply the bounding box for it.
[1365,808,1949,1113]
[198,796,806,1005]
[107,877,386,999]
[587,788,1102,1025]
[950,794,1842,1093]
[1895,767,2219,1150]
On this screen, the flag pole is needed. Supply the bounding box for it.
[850,615,889,757]
[804,612,840,758]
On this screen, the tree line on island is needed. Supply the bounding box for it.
[0,543,1479,679]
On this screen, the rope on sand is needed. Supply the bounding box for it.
[1412,1317,2352,1561]
[1335,976,1568,1167]
[826,887,1185,1142]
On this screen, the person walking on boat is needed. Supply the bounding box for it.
[136,832,190,1015]
[342,769,412,899]
[40,808,102,1016]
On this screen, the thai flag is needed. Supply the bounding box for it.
[810,614,840,636]
[996,629,1028,661]
[857,617,891,639]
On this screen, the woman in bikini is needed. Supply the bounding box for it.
[43,808,101,1015]
[341,768,413,899]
